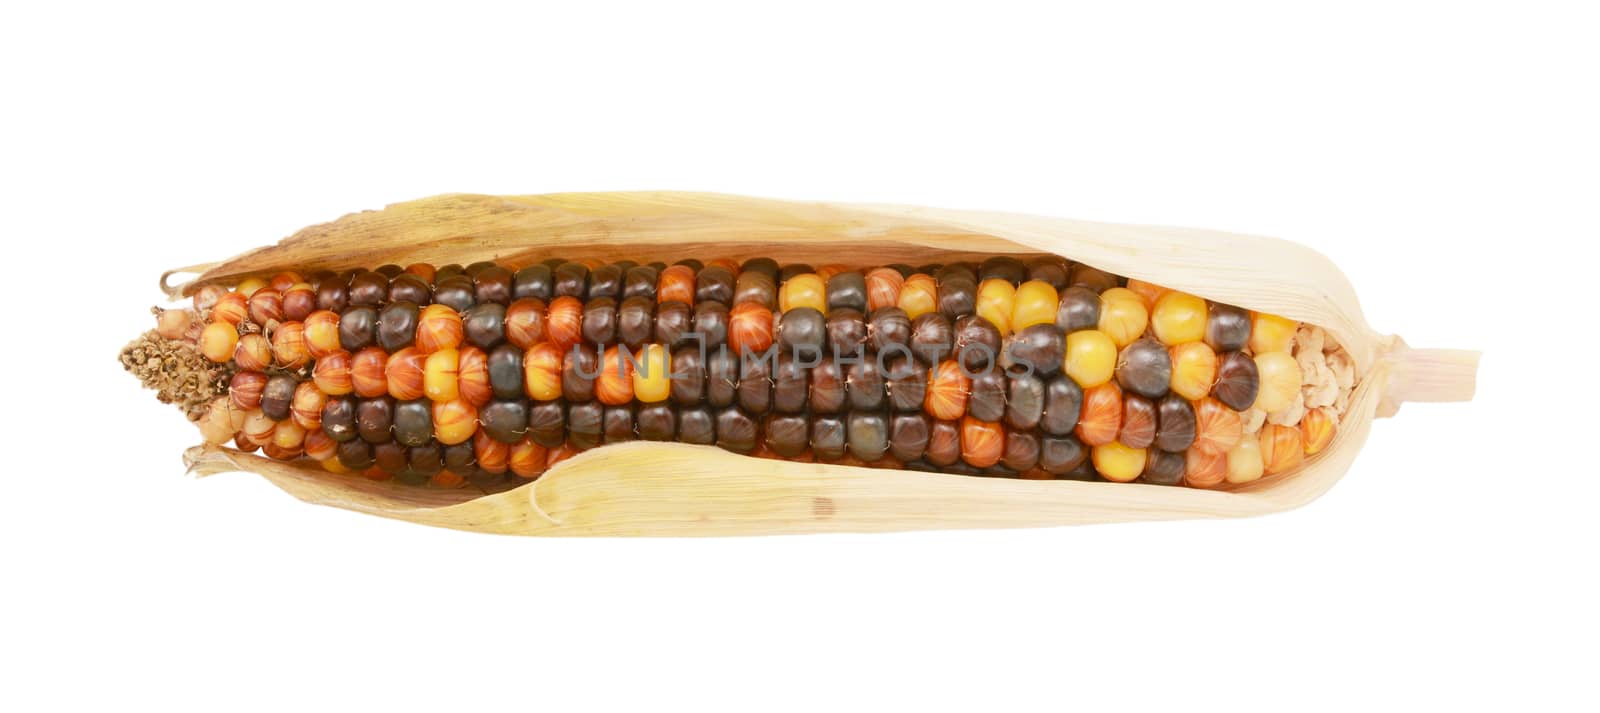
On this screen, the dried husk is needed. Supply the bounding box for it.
[162,192,1479,535]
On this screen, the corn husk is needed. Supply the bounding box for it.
[161,192,1478,536]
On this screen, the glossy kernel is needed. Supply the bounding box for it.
[457,346,492,407]
[200,321,239,362]
[959,416,1004,469]
[1092,441,1147,483]
[865,267,904,311]
[1249,312,1297,354]
[1150,291,1207,345]
[384,347,427,401]
[1125,279,1168,309]
[1259,423,1305,475]
[303,310,341,357]
[1168,341,1219,401]
[523,342,564,401]
[632,344,671,403]
[545,296,584,353]
[1098,288,1149,348]
[270,322,310,369]
[211,292,248,325]
[290,381,327,431]
[1064,329,1117,388]
[312,350,354,395]
[431,399,478,445]
[416,304,464,354]
[423,348,461,402]
[233,333,273,371]
[1300,407,1337,455]
[974,279,1017,338]
[1075,382,1123,447]
[924,360,971,421]
[1225,437,1265,484]
[1011,280,1058,331]
[728,302,774,356]
[1185,446,1227,488]
[596,345,636,406]
[779,273,826,313]
[1252,351,1302,413]
[896,274,938,319]
[350,346,390,397]
[1192,397,1243,454]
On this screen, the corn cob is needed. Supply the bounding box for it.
[128,253,1361,491]
[119,192,1479,536]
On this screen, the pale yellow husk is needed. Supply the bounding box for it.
[164,192,1479,536]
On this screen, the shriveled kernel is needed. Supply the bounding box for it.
[896,274,939,319]
[1300,407,1337,455]
[1064,329,1117,388]
[1092,441,1147,483]
[200,321,239,362]
[1225,437,1265,484]
[1250,312,1297,354]
[1011,280,1058,331]
[1097,288,1149,348]
[779,273,826,313]
[1168,341,1219,401]
[1252,351,1302,412]
[1259,423,1305,475]
[155,308,192,340]
[1150,291,1207,345]
[192,284,227,313]
[975,279,1016,338]
[423,348,461,402]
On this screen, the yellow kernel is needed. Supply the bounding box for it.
[271,420,307,451]
[235,277,268,297]
[632,344,672,403]
[1225,437,1265,484]
[1150,291,1207,345]
[321,457,351,474]
[1252,351,1301,412]
[975,279,1016,337]
[896,274,939,319]
[1097,288,1149,348]
[1249,312,1297,354]
[1168,341,1219,401]
[779,273,826,313]
[200,321,239,362]
[1011,280,1059,331]
[1091,441,1147,483]
[1064,329,1117,388]
[424,348,461,402]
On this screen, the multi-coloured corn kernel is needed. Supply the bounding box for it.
[156,255,1347,491]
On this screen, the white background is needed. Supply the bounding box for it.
[3,1,1594,711]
